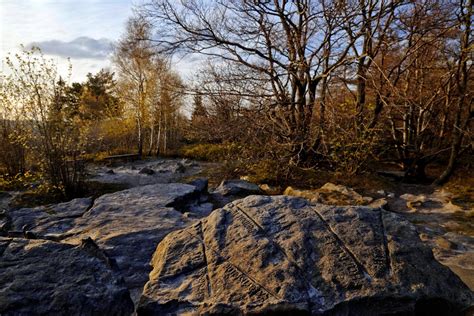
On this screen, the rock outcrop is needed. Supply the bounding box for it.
[284,182,374,206]
[91,159,201,187]
[212,179,264,207]
[7,198,93,239]
[138,195,473,315]
[215,179,263,197]
[63,183,206,301]
[0,237,134,315]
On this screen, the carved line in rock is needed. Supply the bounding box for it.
[378,211,392,277]
[182,218,280,301]
[0,239,11,257]
[233,201,330,304]
[221,261,272,302]
[231,201,349,313]
[234,199,367,290]
[196,221,212,298]
[310,207,368,286]
[160,223,205,279]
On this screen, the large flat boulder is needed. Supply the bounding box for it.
[138,195,473,315]
[0,237,133,315]
[7,198,93,238]
[63,183,204,301]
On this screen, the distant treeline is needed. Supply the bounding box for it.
[0,0,472,197]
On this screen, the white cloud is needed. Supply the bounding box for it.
[27,37,113,60]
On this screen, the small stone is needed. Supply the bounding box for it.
[283,186,320,201]
[176,162,186,173]
[188,178,208,193]
[139,167,155,175]
[106,169,115,174]
[368,198,388,208]
[435,237,457,250]
[215,179,263,196]
[259,184,281,195]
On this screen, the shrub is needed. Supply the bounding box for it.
[180,143,241,161]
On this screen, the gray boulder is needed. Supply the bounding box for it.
[0,237,133,315]
[215,179,263,196]
[188,178,209,194]
[212,179,264,208]
[138,195,473,315]
[63,183,205,302]
[8,198,93,239]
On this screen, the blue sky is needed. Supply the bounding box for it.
[0,0,135,82]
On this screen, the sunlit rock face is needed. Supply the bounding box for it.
[0,237,134,316]
[138,195,473,315]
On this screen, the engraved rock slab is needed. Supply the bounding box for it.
[138,195,473,315]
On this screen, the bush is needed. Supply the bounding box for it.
[0,172,41,191]
[180,143,241,161]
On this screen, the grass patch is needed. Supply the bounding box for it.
[180,143,241,162]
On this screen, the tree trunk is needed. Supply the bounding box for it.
[434,0,472,185]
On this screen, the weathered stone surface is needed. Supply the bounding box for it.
[63,183,205,301]
[214,179,263,197]
[211,179,264,208]
[138,195,473,315]
[187,178,209,194]
[387,188,474,291]
[284,182,374,206]
[91,158,202,187]
[0,237,133,315]
[0,209,10,234]
[8,198,93,239]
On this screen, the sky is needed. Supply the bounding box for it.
[0,0,136,82]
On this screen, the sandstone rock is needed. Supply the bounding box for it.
[319,182,373,204]
[215,179,263,197]
[283,186,320,201]
[211,179,264,208]
[8,198,93,238]
[368,198,388,209]
[0,237,133,315]
[259,184,281,195]
[435,236,458,250]
[188,202,214,217]
[63,183,205,301]
[188,178,208,194]
[284,182,374,206]
[138,195,473,315]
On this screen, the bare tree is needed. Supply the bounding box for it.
[140,0,368,165]
[435,0,473,184]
